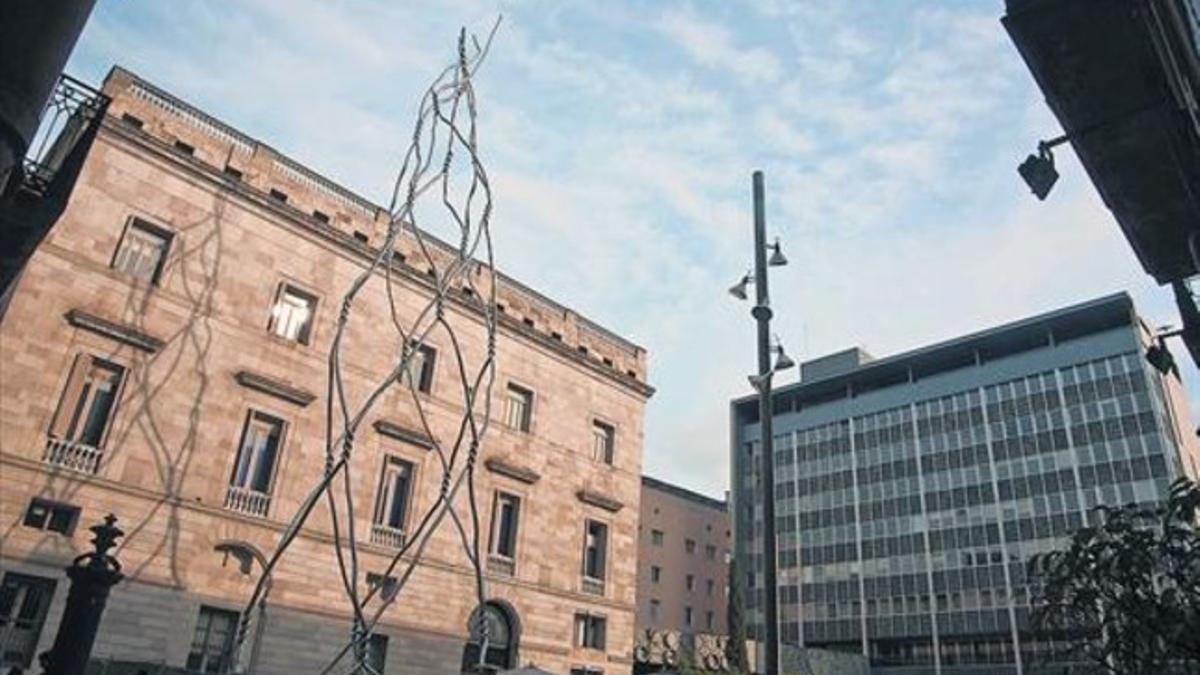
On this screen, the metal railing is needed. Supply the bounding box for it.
[224,486,271,517]
[0,621,40,668]
[43,437,102,474]
[370,523,407,549]
[22,74,109,197]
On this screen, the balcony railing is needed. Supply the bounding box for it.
[487,554,515,577]
[0,621,40,669]
[43,437,102,474]
[581,575,605,596]
[21,74,109,197]
[370,523,407,549]
[224,486,271,517]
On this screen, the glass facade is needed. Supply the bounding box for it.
[732,299,1196,674]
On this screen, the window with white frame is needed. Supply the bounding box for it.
[374,457,413,531]
[229,411,284,495]
[489,492,520,559]
[503,383,532,432]
[112,217,172,284]
[268,283,317,344]
[592,420,614,464]
[186,605,238,674]
[574,613,606,650]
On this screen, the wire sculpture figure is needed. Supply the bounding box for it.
[232,19,503,675]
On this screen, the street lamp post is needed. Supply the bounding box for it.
[730,170,792,675]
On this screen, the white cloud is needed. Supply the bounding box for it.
[655,9,782,83]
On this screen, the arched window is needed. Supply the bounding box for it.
[461,601,518,671]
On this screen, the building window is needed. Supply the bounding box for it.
[649,599,661,622]
[22,498,80,536]
[705,544,717,560]
[592,420,614,464]
[268,283,317,344]
[504,383,533,432]
[366,572,399,602]
[225,411,284,516]
[650,565,661,583]
[685,574,694,592]
[112,217,172,285]
[684,606,693,627]
[186,605,238,674]
[269,188,288,202]
[705,611,714,631]
[46,355,124,472]
[582,520,608,581]
[706,579,715,596]
[570,668,604,675]
[399,342,436,394]
[366,633,388,674]
[0,573,55,669]
[574,613,606,650]
[650,529,664,546]
[685,538,696,554]
[489,492,521,560]
[371,457,413,547]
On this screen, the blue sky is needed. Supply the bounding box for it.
[67,0,1196,498]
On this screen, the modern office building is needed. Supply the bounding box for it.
[0,66,653,675]
[635,476,730,637]
[730,294,1200,674]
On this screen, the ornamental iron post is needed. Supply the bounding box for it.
[39,514,124,675]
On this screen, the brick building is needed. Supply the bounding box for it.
[0,66,653,675]
[635,477,729,639]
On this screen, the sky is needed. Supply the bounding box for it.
[66,0,1198,500]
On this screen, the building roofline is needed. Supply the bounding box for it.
[100,65,647,357]
[642,475,728,512]
[733,292,1138,408]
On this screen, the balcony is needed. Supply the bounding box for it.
[487,554,515,577]
[224,486,271,517]
[581,575,605,596]
[43,437,102,474]
[370,523,407,549]
[2,74,110,294]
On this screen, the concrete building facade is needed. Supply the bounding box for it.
[730,294,1200,675]
[0,66,653,675]
[635,476,729,639]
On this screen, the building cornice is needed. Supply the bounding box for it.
[484,457,541,484]
[97,117,654,400]
[576,488,624,513]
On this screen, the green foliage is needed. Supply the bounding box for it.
[1028,477,1200,674]
[725,558,750,674]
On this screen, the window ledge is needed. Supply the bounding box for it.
[233,370,316,407]
[64,309,165,353]
[576,489,623,513]
[484,457,541,484]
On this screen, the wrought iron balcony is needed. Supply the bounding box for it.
[19,74,108,198]
[224,486,271,517]
[43,437,102,474]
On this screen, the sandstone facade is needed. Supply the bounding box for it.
[0,66,652,675]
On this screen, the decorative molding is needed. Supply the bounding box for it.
[372,419,434,449]
[233,370,316,407]
[576,489,624,513]
[64,309,164,353]
[484,457,540,484]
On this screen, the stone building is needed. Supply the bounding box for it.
[635,476,729,640]
[730,293,1200,674]
[632,477,730,674]
[0,66,653,675]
